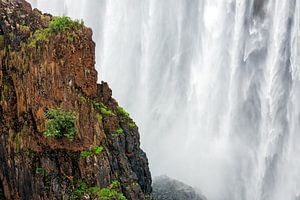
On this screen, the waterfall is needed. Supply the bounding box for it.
[26,0,300,199]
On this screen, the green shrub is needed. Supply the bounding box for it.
[74,180,88,198]
[27,28,51,48]
[72,180,127,200]
[27,16,83,48]
[49,16,83,32]
[128,122,136,128]
[96,114,103,124]
[81,145,104,158]
[117,106,130,118]
[94,181,127,200]
[44,108,77,140]
[100,107,115,116]
[19,25,30,33]
[111,181,121,188]
[93,146,104,155]
[93,102,102,110]
[116,128,124,134]
[35,167,48,176]
[79,96,86,103]
[93,101,115,116]
[80,151,93,158]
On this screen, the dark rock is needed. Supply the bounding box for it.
[153,176,206,200]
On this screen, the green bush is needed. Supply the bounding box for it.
[116,128,124,134]
[128,122,136,128]
[75,180,88,198]
[27,28,51,48]
[96,114,103,124]
[27,16,83,48]
[94,146,104,155]
[72,180,127,200]
[92,181,127,200]
[80,151,93,158]
[117,106,130,118]
[81,145,104,158]
[44,108,77,140]
[49,16,83,32]
[93,101,115,116]
[100,107,115,116]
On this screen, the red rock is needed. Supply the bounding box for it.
[0,0,152,199]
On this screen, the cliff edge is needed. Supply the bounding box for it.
[0,0,152,199]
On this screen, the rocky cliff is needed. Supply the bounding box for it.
[0,0,152,199]
[153,176,206,200]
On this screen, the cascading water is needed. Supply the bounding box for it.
[26,0,300,199]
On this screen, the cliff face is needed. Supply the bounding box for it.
[0,0,152,199]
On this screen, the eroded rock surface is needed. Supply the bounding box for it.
[153,176,206,200]
[0,0,152,199]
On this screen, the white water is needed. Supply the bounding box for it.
[27,1,300,199]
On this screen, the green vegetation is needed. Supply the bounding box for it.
[49,16,83,32]
[19,25,30,33]
[117,106,130,118]
[74,180,88,198]
[97,181,126,200]
[80,150,93,158]
[27,16,83,48]
[72,180,127,200]
[0,35,4,49]
[79,95,86,103]
[94,146,104,154]
[111,181,121,188]
[35,167,48,176]
[93,102,102,110]
[128,122,136,128]
[35,166,51,191]
[80,145,104,158]
[116,128,124,135]
[93,101,115,116]
[101,107,115,116]
[27,28,51,48]
[44,108,77,140]
[96,113,103,124]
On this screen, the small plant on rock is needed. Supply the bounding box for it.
[117,106,130,118]
[44,108,77,140]
[116,128,124,135]
[49,16,83,32]
[80,145,104,158]
[93,101,115,116]
[100,107,115,116]
[128,122,136,128]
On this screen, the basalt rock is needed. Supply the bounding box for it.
[153,176,206,200]
[0,0,152,199]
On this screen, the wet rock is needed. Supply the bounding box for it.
[153,176,206,200]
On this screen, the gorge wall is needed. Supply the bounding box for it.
[0,0,152,199]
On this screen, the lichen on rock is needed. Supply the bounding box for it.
[0,0,152,199]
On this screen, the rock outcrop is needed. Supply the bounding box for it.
[0,0,152,199]
[153,176,206,200]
